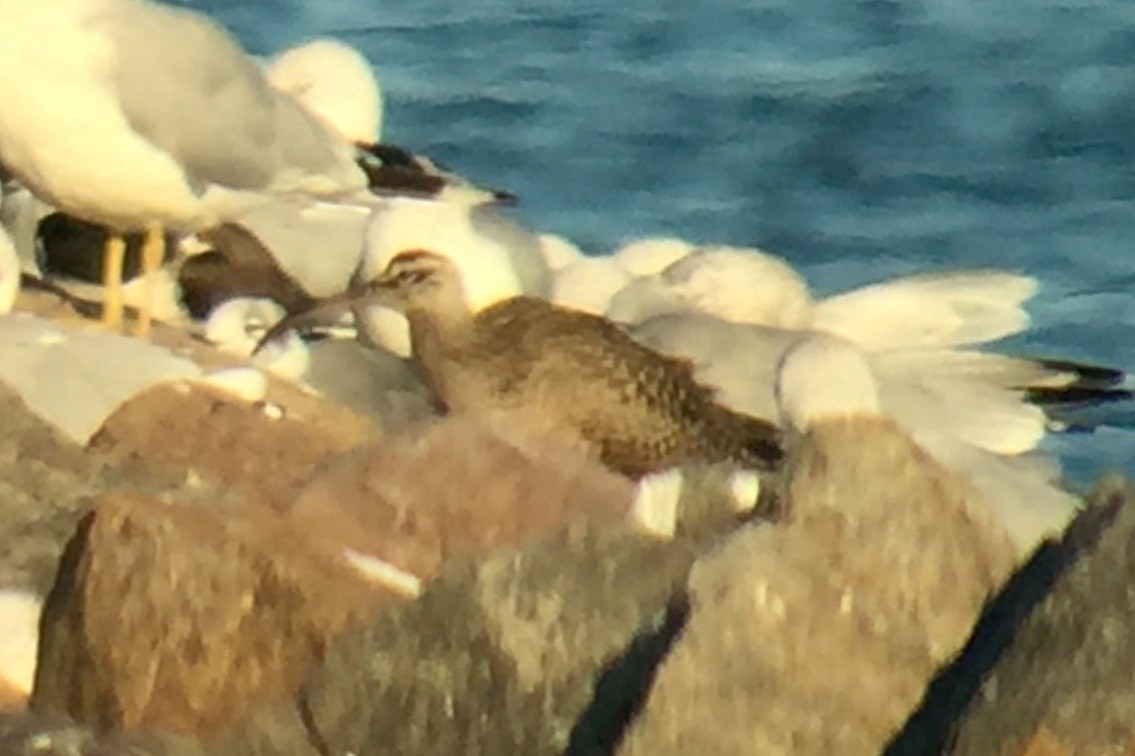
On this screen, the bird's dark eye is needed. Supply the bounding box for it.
[395,269,430,285]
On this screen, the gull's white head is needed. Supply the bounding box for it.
[203,297,311,381]
[359,200,528,356]
[0,225,18,315]
[611,237,693,278]
[774,334,881,432]
[266,39,383,145]
[204,297,288,355]
[658,246,814,328]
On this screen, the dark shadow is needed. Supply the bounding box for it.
[884,487,1125,755]
[565,593,691,755]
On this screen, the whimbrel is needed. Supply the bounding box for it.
[259,249,784,479]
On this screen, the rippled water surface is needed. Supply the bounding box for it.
[181,0,1135,484]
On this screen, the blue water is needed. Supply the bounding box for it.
[183,0,1135,486]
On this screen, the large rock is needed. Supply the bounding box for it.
[0,315,201,445]
[90,383,378,510]
[287,416,638,583]
[0,705,323,755]
[944,480,1135,755]
[0,381,236,594]
[31,491,393,739]
[295,471,751,754]
[619,416,1019,755]
[0,709,207,755]
[0,382,109,593]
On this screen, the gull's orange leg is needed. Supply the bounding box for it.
[101,234,126,331]
[130,224,164,338]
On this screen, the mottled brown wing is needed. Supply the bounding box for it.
[472,298,740,475]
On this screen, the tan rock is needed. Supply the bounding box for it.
[287,416,638,582]
[0,383,115,593]
[620,416,1018,755]
[31,491,392,738]
[944,481,1135,756]
[1017,727,1076,756]
[299,479,750,756]
[90,382,378,509]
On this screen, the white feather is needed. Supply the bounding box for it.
[552,256,632,315]
[911,428,1080,556]
[654,246,814,328]
[197,367,269,403]
[610,236,693,277]
[774,336,1078,556]
[873,362,1048,455]
[812,270,1037,350]
[873,348,1079,391]
[265,38,384,146]
[341,548,422,597]
[631,311,1061,457]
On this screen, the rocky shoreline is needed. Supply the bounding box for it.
[0,289,1132,755]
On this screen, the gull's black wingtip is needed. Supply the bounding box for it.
[355,141,519,206]
[1026,358,1134,410]
[491,189,520,206]
[1034,357,1129,390]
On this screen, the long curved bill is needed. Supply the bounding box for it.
[251,280,387,356]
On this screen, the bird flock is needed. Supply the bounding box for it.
[0,0,1128,562]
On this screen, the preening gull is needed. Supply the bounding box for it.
[549,237,692,314]
[609,236,694,278]
[614,245,1118,456]
[611,244,1041,348]
[775,334,1078,557]
[0,0,368,336]
[265,38,384,148]
[266,37,514,206]
[607,245,818,328]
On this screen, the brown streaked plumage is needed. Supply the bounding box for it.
[258,250,783,478]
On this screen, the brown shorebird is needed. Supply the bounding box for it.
[257,249,783,478]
